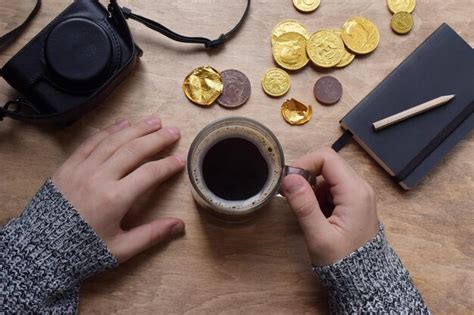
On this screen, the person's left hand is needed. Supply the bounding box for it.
[52,116,185,263]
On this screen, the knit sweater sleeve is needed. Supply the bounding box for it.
[313,223,431,314]
[0,179,118,314]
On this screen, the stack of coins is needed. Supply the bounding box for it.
[264,17,379,99]
[271,20,310,72]
[264,7,380,125]
[308,16,380,68]
[183,66,251,108]
[268,17,379,73]
[387,0,416,35]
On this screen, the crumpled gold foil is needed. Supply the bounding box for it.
[183,66,223,106]
[281,98,313,125]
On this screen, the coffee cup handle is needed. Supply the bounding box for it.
[283,166,317,191]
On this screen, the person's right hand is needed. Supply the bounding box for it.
[281,148,379,267]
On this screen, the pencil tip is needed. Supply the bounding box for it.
[440,94,456,102]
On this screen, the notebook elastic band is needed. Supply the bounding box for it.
[332,130,353,152]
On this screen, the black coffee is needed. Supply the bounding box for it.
[202,137,269,201]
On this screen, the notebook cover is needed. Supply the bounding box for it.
[401,112,473,189]
[340,24,474,184]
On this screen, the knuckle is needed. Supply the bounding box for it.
[293,198,316,219]
[122,139,143,157]
[102,189,120,207]
[146,227,165,247]
[100,137,121,155]
[149,158,180,176]
[76,142,93,157]
[319,147,336,157]
[143,161,162,175]
[155,129,176,146]
[142,162,167,180]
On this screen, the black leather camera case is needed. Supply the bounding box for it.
[0,0,142,125]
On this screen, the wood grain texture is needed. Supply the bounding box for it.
[1,0,473,313]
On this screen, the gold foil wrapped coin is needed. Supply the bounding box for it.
[272,32,309,71]
[292,0,321,13]
[281,98,313,125]
[262,68,291,97]
[183,66,223,106]
[387,0,416,14]
[391,11,414,35]
[342,16,380,55]
[306,30,345,68]
[271,20,310,46]
[333,30,356,68]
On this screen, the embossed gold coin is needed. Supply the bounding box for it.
[182,66,223,106]
[292,0,321,13]
[262,68,291,97]
[391,11,414,34]
[271,20,310,46]
[387,0,416,14]
[306,30,345,68]
[272,32,309,70]
[333,30,356,68]
[281,98,313,125]
[341,16,380,55]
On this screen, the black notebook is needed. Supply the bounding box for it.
[335,24,474,189]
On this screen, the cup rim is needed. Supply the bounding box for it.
[187,116,285,215]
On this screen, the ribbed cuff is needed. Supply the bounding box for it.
[1,178,117,312]
[313,224,430,314]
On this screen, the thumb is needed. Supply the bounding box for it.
[112,218,185,263]
[282,175,331,244]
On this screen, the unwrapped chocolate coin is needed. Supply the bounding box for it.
[183,66,223,106]
[281,98,313,125]
[314,76,343,105]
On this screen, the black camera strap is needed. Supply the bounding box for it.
[0,0,251,123]
[116,0,251,48]
[0,0,251,50]
[0,0,42,49]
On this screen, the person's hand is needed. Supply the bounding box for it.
[281,148,379,267]
[52,117,185,263]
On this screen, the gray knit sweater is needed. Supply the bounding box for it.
[1,179,430,314]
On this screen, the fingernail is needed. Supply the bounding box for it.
[175,154,186,165]
[146,116,161,127]
[167,126,181,137]
[282,176,305,195]
[170,222,185,236]
[114,119,129,129]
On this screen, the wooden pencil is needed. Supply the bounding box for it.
[373,95,456,131]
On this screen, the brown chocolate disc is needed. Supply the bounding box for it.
[313,76,343,105]
[217,69,251,108]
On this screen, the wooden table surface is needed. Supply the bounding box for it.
[1,0,473,313]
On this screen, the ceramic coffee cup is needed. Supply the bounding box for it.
[187,117,316,222]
